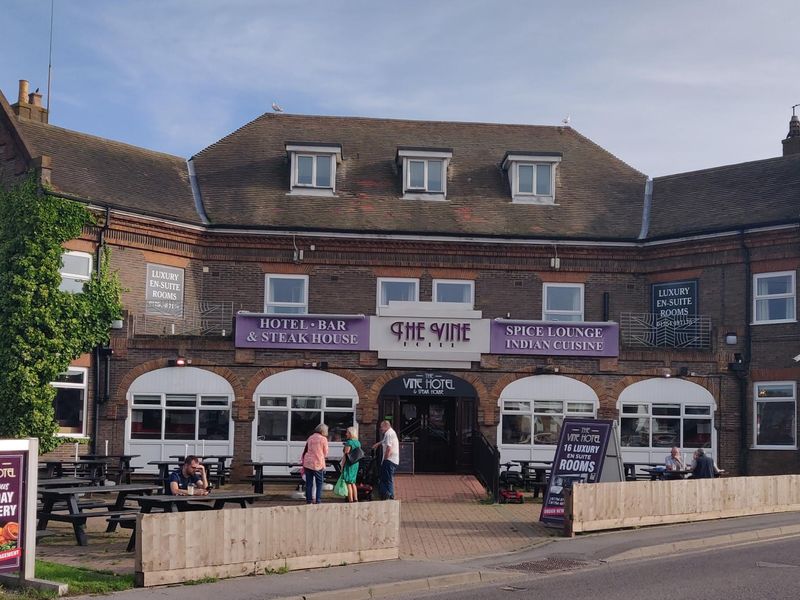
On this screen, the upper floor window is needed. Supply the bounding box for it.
[433,279,474,306]
[753,271,796,324]
[52,367,87,436]
[397,148,452,200]
[543,283,584,322]
[377,277,419,310]
[754,382,796,449]
[60,251,92,293]
[502,152,561,204]
[286,143,341,196]
[265,274,308,314]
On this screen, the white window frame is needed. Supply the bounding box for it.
[255,394,356,443]
[60,250,92,293]
[502,153,561,204]
[619,402,713,450]
[286,144,341,196]
[52,367,88,437]
[752,271,797,325]
[433,279,474,307]
[397,149,452,200]
[542,282,585,321]
[753,381,797,450]
[376,277,419,310]
[130,393,233,441]
[499,398,596,447]
[264,274,309,314]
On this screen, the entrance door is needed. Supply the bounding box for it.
[398,398,455,472]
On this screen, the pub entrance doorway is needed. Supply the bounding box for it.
[378,372,477,473]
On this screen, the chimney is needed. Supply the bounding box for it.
[782,108,800,156]
[10,79,49,124]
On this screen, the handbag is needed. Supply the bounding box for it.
[333,474,349,497]
[346,446,365,465]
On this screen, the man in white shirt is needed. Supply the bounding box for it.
[372,420,399,500]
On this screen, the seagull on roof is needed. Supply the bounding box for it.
[272,102,284,113]
[561,115,571,126]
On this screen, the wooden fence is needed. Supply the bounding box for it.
[135,501,400,587]
[566,475,800,534]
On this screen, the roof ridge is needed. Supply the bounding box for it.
[654,153,800,181]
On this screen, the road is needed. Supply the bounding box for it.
[403,535,800,600]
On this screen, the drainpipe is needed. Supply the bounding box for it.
[92,207,111,455]
[737,232,752,475]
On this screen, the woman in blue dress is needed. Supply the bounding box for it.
[341,427,363,503]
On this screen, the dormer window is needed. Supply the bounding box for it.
[286,142,342,196]
[502,152,562,204]
[397,147,452,200]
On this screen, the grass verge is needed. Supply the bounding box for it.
[34,559,134,595]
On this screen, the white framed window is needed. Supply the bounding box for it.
[59,251,92,293]
[500,398,595,446]
[620,403,713,449]
[397,148,452,199]
[286,143,341,196]
[543,283,584,322]
[433,279,474,306]
[256,395,355,443]
[502,152,561,204]
[130,393,232,441]
[377,277,419,309]
[52,367,88,436]
[264,274,308,314]
[753,271,796,324]
[754,382,796,449]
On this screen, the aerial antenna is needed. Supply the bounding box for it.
[46,0,54,114]
[793,103,800,117]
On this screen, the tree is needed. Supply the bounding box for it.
[0,174,122,453]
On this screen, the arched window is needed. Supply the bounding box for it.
[497,375,599,461]
[252,369,359,466]
[617,379,716,454]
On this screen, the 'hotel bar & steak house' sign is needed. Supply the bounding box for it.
[235,314,370,351]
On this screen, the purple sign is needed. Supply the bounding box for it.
[490,320,619,357]
[235,314,370,351]
[540,419,614,527]
[0,453,24,573]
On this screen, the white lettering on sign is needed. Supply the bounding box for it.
[0,468,15,478]
[401,375,457,396]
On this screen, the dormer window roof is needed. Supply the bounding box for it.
[396,147,453,201]
[286,142,342,196]
[502,151,562,204]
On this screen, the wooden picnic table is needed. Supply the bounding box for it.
[82,454,141,484]
[37,483,160,546]
[40,459,112,485]
[38,477,92,489]
[148,459,222,494]
[127,491,263,513]
[513,460,552,498]
[244,459,342,494]
[168,454,233,486]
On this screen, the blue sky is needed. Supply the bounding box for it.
[2,1,798,176]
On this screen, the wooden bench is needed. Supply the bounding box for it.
[107,515,137,552]
[38,510,138,546]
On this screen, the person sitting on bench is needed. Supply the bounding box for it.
[169,456,209,496]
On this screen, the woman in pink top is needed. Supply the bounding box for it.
[302,424,329,504]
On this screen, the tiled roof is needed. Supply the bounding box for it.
[192,114,647,240]
[14,118,200,224]
[649,155,800,238]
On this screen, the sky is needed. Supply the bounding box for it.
[1,1,798,177]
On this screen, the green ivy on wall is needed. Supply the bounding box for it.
[0,174,122,453]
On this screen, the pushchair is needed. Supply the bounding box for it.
[354,448,379,501]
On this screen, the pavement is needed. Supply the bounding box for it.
[34,475,800,600]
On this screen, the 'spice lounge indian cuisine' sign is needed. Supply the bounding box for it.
[490,320,619,357]
[540,419,614,528]
[0,453,23,572]
[145,264,185,317]
[235,314,370,350]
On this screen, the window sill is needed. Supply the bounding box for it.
[287,188,336,198]
[751,445,798,451]
[401,192,447,201]
[56,434,89,440]
[511,196,557,205]
[751,319,797,325]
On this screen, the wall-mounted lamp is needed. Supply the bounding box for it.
[728,352,746,374]
[302,361,329,370]
[724,332,738,345]
[110,319,124,330]
[678,366,690,377]
[169,357,192,367]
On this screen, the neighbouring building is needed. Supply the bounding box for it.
[1,79,799,481]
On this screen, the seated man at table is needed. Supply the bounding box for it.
[665,447,686,471]
[169,456,209,496]
[691,448,720,479]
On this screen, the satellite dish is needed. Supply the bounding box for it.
[272,102,284,113]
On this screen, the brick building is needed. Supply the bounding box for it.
[1,79,798,480]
